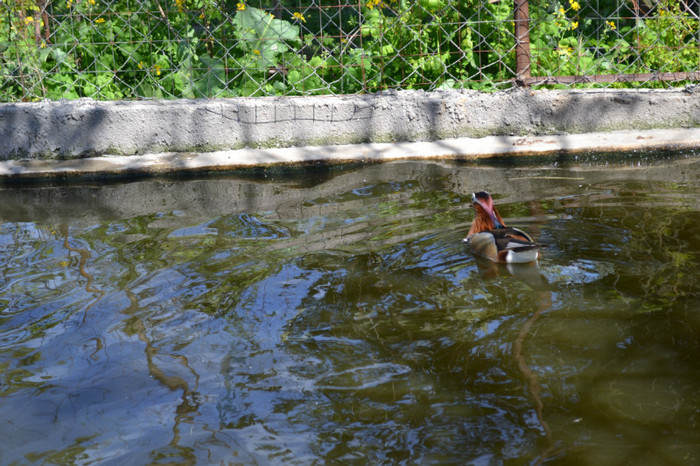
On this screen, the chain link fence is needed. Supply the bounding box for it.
[1,0,698,101]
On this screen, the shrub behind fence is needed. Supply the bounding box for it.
[1,0,698,101]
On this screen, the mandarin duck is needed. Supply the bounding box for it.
[463,191,544,264]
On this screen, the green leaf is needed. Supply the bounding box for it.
[438,79,456,89]
[233,7,300,44]
[257,41,288,67]
[559,37,578,48]
[272,80,287,93]
[380,44,394,56]
[194,55,226,97]
[241,79,264,96]
[361,9,382,37]
[308,56,325,67]
[578,56,594,72]
[288,69,301,82]
[419,0,445,12]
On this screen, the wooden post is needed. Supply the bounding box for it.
[514,0,532,84]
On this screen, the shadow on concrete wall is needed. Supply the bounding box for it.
[2,87,698,164]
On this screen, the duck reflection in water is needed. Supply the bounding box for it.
[464,192,555,456]
[472,256,550,290]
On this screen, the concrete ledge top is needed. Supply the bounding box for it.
[2,128,698,180]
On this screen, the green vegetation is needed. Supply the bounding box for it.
[0,0,697,100]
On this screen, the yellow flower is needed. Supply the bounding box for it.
[95,17,105,23]
[236,2,245,11]
[569,0,580,11]
[153,64,162,76]
[557,46,573,57]
[293,12,306,23]
[253,49,260,55]
[570,21,578,29]
[606,20,616,30]
[138,62,144,69]
[24,16,34,24]
[558,7,565,15]
[89,0,95,5]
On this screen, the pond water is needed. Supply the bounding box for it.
[1,153,699,464]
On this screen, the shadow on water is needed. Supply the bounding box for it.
[0,152,699,463]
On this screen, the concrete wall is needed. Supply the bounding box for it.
[2,87,699,160]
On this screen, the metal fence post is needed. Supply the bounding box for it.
[514,0,532,85]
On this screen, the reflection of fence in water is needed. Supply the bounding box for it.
[1,0,697,100]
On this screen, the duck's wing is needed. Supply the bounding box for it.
[465,228,544,263]
[492,227,544,263]
[491,227,534,248]
[464,232,499,261]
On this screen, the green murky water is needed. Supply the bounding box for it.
[1,154,699,464]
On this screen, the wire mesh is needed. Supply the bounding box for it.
[1,0,698,101]
[524,0,700,85]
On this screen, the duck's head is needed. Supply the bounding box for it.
[471,191,505,229]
